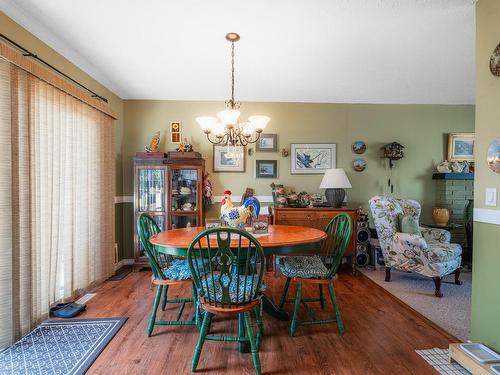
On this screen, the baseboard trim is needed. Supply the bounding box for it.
[114,196,133,204]
[474,208,500,226]
[114,258,134,271]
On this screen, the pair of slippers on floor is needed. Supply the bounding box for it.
[50,303,86,318]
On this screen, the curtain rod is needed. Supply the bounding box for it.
[0,33,108,103]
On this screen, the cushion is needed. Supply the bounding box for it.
[398,214,422,236]
[163,259,193,280]
[278,255,329,279]
[427,243,462,263]
[200,274,265,304]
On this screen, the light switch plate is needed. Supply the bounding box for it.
[485,188,497,206]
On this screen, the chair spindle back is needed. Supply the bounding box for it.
[137,213,173,280]
[187,227,265,309]
[319,213,353,278]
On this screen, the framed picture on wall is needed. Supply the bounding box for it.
[213,145,245,172]
[447,133,475,162]
[256,160,278,178]
[290,143,336,174]
[256,134,278,152]
[170,121,182,144]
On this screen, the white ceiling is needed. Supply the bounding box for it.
[1,0,475,104]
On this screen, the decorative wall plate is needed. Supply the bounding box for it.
[490,43,500,77]
[353,158,366,172]
[352,140,366,154]
[487,137,500,173]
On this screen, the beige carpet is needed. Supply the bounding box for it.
[359,268,471,341]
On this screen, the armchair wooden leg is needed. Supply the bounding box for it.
[432,277,443,298]
[385,267,391,282]
[454,268,463,285]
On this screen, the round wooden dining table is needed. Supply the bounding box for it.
[149,224,327,321]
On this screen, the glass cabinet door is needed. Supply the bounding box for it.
[171,169,198,212]
[171,215,197,229]
[138,168,165,212]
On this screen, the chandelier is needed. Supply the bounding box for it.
[196,33,270,148]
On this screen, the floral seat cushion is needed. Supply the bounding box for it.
[427,243,462,263]
[278,255,329,279]
[200,274,266,304]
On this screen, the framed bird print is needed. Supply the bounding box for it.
[290,143,336,174]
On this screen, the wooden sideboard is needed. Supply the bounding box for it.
[269,207,358,258]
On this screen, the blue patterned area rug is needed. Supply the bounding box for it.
[0,317,127,375]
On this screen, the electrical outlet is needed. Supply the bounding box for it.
[485,188,497,206]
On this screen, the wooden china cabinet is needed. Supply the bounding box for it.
[133,151,205,270]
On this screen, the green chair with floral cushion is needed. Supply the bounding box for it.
[278,213,353,337]
[137,213,199,336]
[187,227,265,375]
[369,196,462,297]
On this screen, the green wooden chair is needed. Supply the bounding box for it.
[187,227,265,375]
[137,213,198,337]
[278,213,353,337]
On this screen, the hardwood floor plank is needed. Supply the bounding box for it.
[75,270,453,374]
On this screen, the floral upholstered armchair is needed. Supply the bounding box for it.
[369,196,462,297]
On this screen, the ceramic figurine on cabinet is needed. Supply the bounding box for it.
[220,190,260,228]
[145,131,161,152]
[176,137,193,153]
[202,172,214,206]
[182,202,194,211]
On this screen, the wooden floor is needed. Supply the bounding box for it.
[81,270,456,374]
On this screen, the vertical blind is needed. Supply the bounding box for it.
[0,57,115,348]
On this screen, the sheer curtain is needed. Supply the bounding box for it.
[0,57,115,348]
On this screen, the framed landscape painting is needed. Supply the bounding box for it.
[213,146,245,172]
[256,160,278,178]
[291,143,336,174]
[448,133,475,162]
[256,134,278,152]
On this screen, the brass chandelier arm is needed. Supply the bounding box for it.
[206,127,262,147]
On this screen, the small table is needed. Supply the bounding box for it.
[149,224,327,321]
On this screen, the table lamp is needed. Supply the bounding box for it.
[319,168,352,208]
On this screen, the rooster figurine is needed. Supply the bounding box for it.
[220,190,260,229]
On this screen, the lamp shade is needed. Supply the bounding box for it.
[217,109,241,125]
[196,116,218,132]
[319,169,352,189]
[248,115,270,131]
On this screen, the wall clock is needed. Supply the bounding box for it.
[490,43,500,77]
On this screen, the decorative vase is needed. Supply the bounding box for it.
[432,208,450,226]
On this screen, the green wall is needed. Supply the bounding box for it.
[471,0,500,352]
[121,100,474,259]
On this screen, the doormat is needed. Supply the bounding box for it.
[0,317,127,374]
[416,348,471,375]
